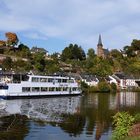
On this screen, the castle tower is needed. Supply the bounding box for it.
[97,34,104,57]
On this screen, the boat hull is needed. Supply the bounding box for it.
[0,92,81,99]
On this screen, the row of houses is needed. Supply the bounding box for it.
[108,73,140,89]
[69,72,140,89]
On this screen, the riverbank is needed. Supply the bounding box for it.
[81,81,140,94]
[81,81,117,93]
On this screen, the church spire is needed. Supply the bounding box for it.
[97,34,103,46]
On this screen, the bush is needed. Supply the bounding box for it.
[88,86,98,93]
[134,113,140,123]
[112,112,135,140]
[110,82,117,93]
[98,81,110,92]
[80,81,89,93]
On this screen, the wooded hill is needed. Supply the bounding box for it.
[0,32,140,77]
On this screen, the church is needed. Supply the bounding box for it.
[97,35,109,58]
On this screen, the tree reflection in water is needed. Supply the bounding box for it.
[0,114,29,140]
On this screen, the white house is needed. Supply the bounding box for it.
[112,73,139,89]
[80,74,99,86]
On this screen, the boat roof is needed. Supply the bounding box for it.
[28,74,74,79]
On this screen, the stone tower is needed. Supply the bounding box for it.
[97,34,104,57]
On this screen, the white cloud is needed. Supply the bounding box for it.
[0,0,140,51]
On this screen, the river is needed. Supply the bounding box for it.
[0,92,140,140]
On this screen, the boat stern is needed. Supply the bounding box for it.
[0,83,8,99]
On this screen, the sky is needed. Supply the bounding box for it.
[0,0,140,54]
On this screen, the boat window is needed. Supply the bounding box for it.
[72,87,77,91]
[40,78,48,82]
[62,79,67,83]
[22,75,29,81]
[63,87,68,91]
[53,79,61,83]
[22,87,31,92]
[32,77,39,82]
[69,79,74,83]
[48,78,53,82]
[32,87,40,92]
[0,84,8,89]
[56,87,61,91]
[58,79,61,82]
[41,87,48,91]
[49,87,55,91]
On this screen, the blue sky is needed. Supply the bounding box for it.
[0,0,140,54]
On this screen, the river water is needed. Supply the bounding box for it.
[0,92,140,140]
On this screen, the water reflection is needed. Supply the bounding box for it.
[0,92,140,140]
[0,97,81,122]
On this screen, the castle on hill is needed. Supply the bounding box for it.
[97,35,109,58]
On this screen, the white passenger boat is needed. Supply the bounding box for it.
[0,74,81,99]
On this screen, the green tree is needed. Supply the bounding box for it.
[110,49,123,59]
[32,52,45,72]
[45,59,60,74]
[2,57,12,71]
[13,60,32,72]
[61,44,86,61]
[98,81,110,92]
[18,43,31,58]
[87,48,96,59]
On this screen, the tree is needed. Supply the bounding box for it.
[123,39,140,57]
[123,45,136,57]
[18,43,31,58]
[0,40,6,47]
[131,39,140,51]
[32,52,46,72]
[87,48,95,59]
[5,32,19,47]
[110,49,123,59]
[2,57,13,71]
[13,60,32,72]
[61,44,86,61]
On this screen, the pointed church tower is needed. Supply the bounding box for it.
[97,34,103,46]
[97,34,104,57]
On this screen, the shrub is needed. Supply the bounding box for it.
[98,81,110,92]
[112,112,135,140]
[110,82,117,93]
[80,81,89,93]
[88,86,98,93]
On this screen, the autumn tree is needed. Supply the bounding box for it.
[0,40,6,47]
[5,32,19,47]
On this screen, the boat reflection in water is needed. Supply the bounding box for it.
[0,92,140,140]
[0,96,81,122]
